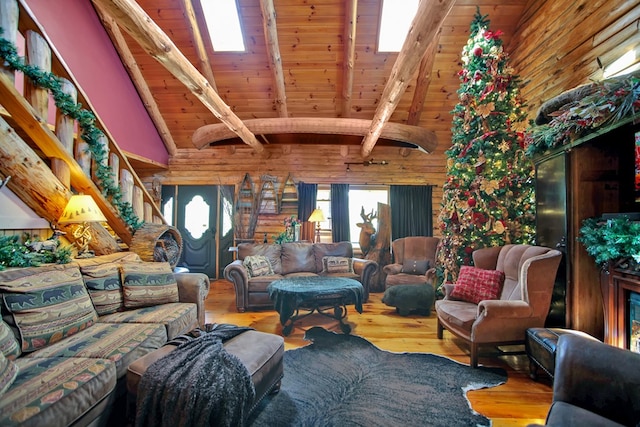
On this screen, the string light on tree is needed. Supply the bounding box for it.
[436,8,536,285]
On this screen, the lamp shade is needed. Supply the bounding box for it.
[59,195,107,224]
[308,208,325,223]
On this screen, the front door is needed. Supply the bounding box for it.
[175,186,218,278]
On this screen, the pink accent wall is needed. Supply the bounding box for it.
[24,0,168,165]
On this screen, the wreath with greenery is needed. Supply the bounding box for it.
[0,31,142,230]
[526,73,640,157]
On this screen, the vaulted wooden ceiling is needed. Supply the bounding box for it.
[92,0,529,161]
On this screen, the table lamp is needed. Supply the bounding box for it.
[308,208,325,243]
[58,195,107,258]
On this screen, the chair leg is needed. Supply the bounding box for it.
[470,342,478,368]
[436,318,443,339]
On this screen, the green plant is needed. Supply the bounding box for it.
[578,216,640,266]
[0,234,72,271]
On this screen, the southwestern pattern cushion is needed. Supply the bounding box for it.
[0,265,98,352]
[243,255,274,277]
[121,262,179,309]
[450,266,505,304]
[99,303,197,340]
[0,356,115,427]
[81,262,124,315]
[0,352,18,398]
[0,320,20,359]
[322,256,354,274]
[24,322,167,378]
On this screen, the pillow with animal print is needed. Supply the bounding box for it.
[0,264,98,352]
[120,262,179,308]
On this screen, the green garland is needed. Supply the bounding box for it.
[579,216,640,266]
[526,73,640,157]
[0,234,72,271]
[0,31,142,230]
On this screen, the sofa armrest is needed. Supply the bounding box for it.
[223,260,250,312]
[477,299,533,318]
[382,263,403,275]
[174,272,210,327]
[353,257,378,301]
[552,334,640,426]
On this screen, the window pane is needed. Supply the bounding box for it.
[378,0,419,52]
[349,188,388,247]
[201,0,246,52]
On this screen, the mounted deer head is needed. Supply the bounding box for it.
[356,207,377,256]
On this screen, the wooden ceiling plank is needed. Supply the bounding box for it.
[91,0,264,153]
[260,0,288,117]
[407,28,441,126]
[192,117,437,153]
[341,0,358,118]
[94,4,178,157]
[180,0,218,92]
[361,0,455,157]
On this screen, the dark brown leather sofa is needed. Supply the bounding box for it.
[531,333,640,427]
[224,241,378,312]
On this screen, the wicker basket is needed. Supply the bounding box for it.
[130,223,183,268]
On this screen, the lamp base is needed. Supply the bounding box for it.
[76,250,96,259]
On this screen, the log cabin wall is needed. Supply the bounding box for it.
[507,0,639,338]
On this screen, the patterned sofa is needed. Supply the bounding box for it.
[0,252,210,426]
[224,241,378,312]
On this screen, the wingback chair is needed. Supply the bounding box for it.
[383,236,440,289]
[435,244,562,368]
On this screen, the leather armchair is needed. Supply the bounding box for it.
[531,334,640,427]
[383,236,440,289]
[435,244,562,368]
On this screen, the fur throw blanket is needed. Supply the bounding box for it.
[135,324,255,427]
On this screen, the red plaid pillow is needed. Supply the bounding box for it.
[450,266,505,304]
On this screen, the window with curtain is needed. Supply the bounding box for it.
[390,185,433,239]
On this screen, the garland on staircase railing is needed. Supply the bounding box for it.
[0,31,143,230]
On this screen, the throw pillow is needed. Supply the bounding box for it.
[401,259,430,275]
[0,265,98,352]
[243,255,274,278]
[450,266,505,304]
[121,262,179,309]
[80,262,124,315]
[0,320,20,360]
[0,352,18,398]
[322,256,354,274]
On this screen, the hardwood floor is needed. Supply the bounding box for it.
[205,279,553,426]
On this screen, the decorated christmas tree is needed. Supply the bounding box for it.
[436,9,536,283]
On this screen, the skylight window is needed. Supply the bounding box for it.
[378,0,419,52]
[201,0,246,52]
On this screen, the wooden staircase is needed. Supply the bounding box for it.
[0,0,165,254]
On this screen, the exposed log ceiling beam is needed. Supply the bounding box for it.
[94,4,178,157]
[361,0,455,157]
[180,0,218,92]
[260,0,288,117]
[341,0,357,118]
[407,28,441,126]
[193,118,437,154]
[91,0,264,153]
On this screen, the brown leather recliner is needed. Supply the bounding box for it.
[383,236,440,289]
[530,334,640,427]
[435,244,562,368]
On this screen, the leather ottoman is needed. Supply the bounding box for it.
[126,329,284,418]
[525,327,597,380]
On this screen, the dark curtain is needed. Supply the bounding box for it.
[390,185,433,239]
[297,182,317,242]
[330,184,350,242]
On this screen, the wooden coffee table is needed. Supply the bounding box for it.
[267,276,364,336]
